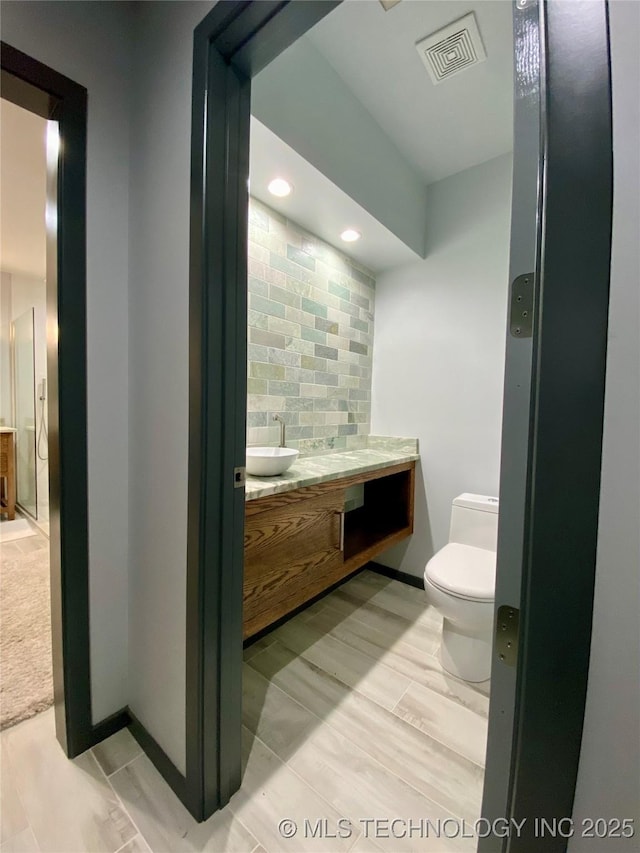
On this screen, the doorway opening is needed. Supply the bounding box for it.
[238,0,512,835]
[185,0,612,842]
[0,42,95,757]
[0,96,52,729]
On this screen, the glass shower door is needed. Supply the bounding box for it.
[12,309,37,518]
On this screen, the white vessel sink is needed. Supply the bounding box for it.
[246,446,299,477]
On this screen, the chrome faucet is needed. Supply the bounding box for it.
[273,414,286,448]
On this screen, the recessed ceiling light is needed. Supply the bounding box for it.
[340,229,361,243]
[268,177,293,197]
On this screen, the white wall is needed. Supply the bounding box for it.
[0,1,132,722]
[9,272,48,521]
[371,154,512,576]
[0,272,12,424]
[127,0,213,775]
[568,2,640,847]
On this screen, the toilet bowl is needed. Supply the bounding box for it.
[424,494,498,682]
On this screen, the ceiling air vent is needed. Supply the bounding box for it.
[415,12,487,85]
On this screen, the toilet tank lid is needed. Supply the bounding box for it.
[453,493,499,513]
[426,543,496,600]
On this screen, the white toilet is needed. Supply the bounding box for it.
[424,493,498,683]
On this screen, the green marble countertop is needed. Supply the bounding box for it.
[245,437,419,501]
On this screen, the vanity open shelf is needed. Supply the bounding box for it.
[243,459,415,639]
[343,469,414,561]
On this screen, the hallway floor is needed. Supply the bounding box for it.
[0,515,52,730]
[0,570,489,853]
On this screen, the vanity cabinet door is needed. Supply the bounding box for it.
[243,488,346,638]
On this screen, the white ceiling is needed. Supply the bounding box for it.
[307,0,514,184]
[0,98,47,279]
[249,118,418,272]
[250,1,513,272]
[0,4,513,281]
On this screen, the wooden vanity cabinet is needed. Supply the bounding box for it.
[243,488,346,639]
[0,431,16,520]
[243,460,415,639]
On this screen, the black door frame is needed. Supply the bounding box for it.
[185,0,613,834]
[480,1,613,850]
[185,0,342,821]
[0,43,111,756]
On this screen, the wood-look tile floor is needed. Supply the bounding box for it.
[0,570,489,853]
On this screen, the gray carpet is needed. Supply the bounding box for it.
[0,544,53,729]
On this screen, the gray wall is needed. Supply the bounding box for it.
[0,1,132,723]
[252,37,428,258]
[127,0,213,775]
[370,154,512,577]
[568,2,640,847]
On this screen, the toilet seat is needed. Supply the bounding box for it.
[425,543,495,602]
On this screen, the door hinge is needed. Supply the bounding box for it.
[233,466,246,488]
[496,605,520,666]
[509,273,534,338]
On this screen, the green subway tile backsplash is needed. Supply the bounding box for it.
[247,377,268,395]
[315,317,339,335]
[314,371,340,387]
[269,253,316,284]
[267,348,300,367]
[268,380,301,397]
[351,294,371,311]
[285,367,315,383]
[285,397,315,412]
[315,344,338,361]
[301,355,327,372]
[267,316,301,338]
[285,338,315,356]
[247,411,268,428]
[350,316,369,333]
[247,197,375,453]
[248,310,268,330]
[301,327,327,345]
[287,245,316,272]
[248,344,268,362]
[328,281,350,300]
[248,277,269,297]
[250,362,285,380]
[249,294,286,318]
[301,297,328,319]
[349,266,375,288]
[250,329,286,349]
[349,340,368,356]
[269,284,300,308]
[249,204,269,230]
[339,299,360,318]
[338,424,359,436]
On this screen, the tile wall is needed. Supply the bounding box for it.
[247,198,376,455]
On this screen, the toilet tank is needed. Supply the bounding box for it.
[449,493,499,551]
